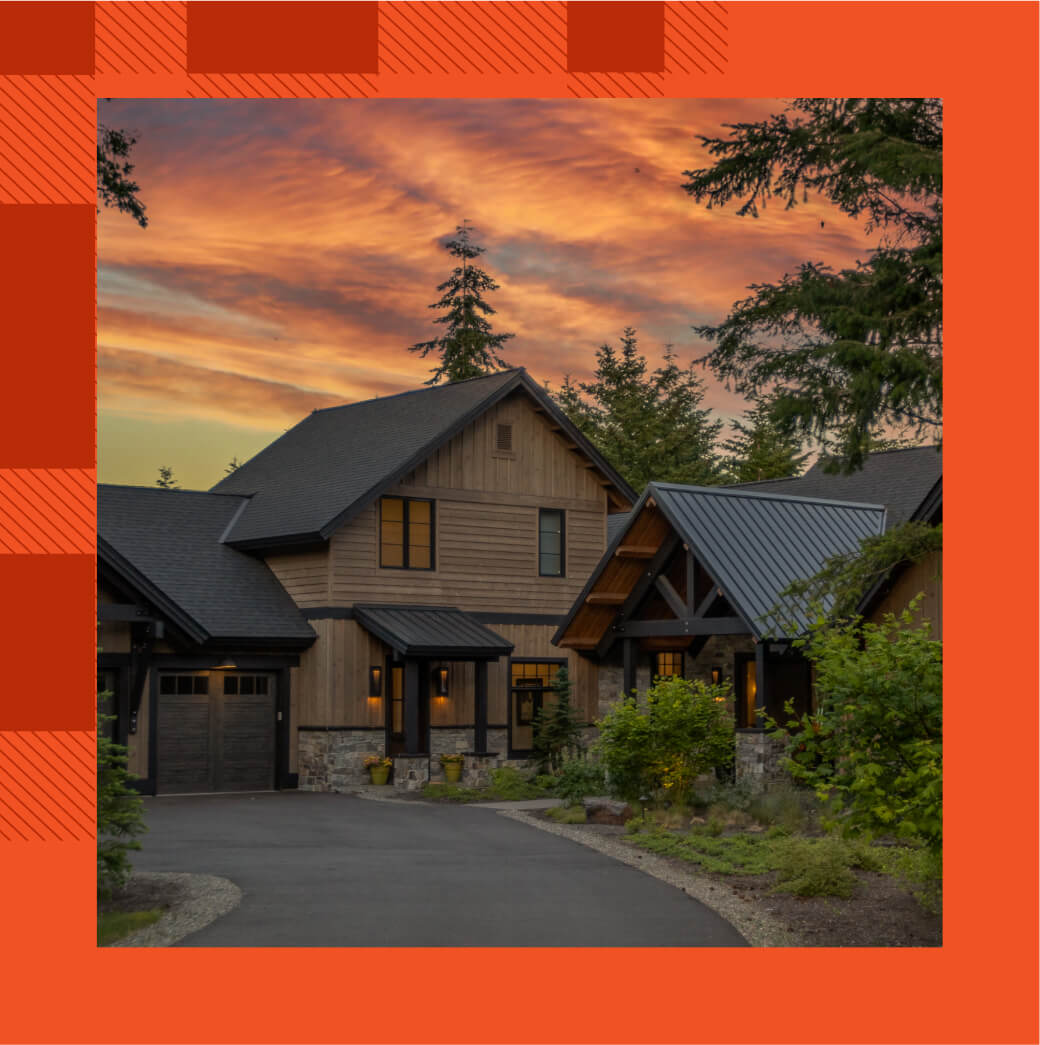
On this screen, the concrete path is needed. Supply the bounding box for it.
[132,791,747,947]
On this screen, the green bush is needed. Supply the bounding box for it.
[98,709,146,900]
[595,676,734,804]
[747,785,819,833]
[553,759,607,805]
[770,605,943,853]
[772,837,858,898]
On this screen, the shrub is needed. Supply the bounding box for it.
[772,837,858,898]
[98,709,146,900]
[553,759,607,805]
[770,604,942,853]
[595,676,734,804]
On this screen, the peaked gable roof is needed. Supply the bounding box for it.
[212,368,636,549]
[735,446,941,529]
[555,482,886,645]
[99,485,316,645]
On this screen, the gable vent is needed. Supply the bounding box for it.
[495,423,513,452]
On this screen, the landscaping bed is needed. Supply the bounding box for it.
[534,805,941,948]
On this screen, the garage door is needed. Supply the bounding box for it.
[156,672,276,794]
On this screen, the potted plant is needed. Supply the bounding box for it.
[364,755,392,785]
[439,753,464,783]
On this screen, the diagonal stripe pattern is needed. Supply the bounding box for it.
[0,469,95,554]
[665,1,728,75]
[568,71,665,98]
[0,76,94,205]
[95,1,188,76]
[379,1,566,76]
[186,72,377,99]
[0,732,95,842]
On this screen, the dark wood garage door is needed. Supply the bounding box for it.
[157,672,276,794]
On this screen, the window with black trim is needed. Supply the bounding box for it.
[510,660,563,754]
[538,508,564,576]
[379,496,434,569]
[655,651,684,679]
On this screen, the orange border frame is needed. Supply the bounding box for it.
[0,3,1037,1043]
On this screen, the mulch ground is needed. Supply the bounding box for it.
[543,818,941,947]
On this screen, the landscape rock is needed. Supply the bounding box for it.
[583,797,635,824]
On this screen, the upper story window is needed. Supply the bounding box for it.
[380,497,434,570]
[495,423,513,452]
[538,508,565,577]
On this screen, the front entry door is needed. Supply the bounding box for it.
[386,659,429,755]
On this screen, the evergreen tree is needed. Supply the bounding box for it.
[97,125,148,227]
[683,98,942,473]
[722,399,809,482]
[532,667,585,774]
[409,223,514,385]
[155,466,179,490]
[555,329,722,494]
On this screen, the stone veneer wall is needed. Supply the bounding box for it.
[429,728,474,781]
[735,731,787,791]
[298,730,385,792]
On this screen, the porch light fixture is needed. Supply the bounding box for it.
[434,667,449,698]
[711,666,722,685]
[368,666,382,698]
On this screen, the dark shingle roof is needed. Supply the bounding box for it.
[212,369,635,548]
[99,485,315,644]
[353,604,514,658]
[734,446,941,529]
[649,484,886,637]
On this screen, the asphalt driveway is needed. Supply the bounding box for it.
[132,792,747,947]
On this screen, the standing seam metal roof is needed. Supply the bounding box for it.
[649,483,887,637]
[352,604,514,657]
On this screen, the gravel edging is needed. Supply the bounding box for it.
[106,871,242,947]
[498,810,802,948]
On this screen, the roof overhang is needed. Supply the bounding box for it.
[353,604,515,659]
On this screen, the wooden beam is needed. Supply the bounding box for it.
[556,638,598,650]
[693,587,723,618]
[614,545,658,559]
[686,551,696,612]
[616,617,748,638]
[473,659,488,755]
[585,592,628,605]
[655,575,687,619]
[595,534,680,658]
[623,638,636,697]
[754,642,767,728]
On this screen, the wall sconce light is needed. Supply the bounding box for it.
[711,666,722,685]
[434,667,449,698]
[212,658,237,671]
[368,666,382,698]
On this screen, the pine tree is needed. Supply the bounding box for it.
[555,329,722,494]
[155,466,179,490]
[684,98,942,473]
[97,125,148,227]
[722,399,809,482]
[409,223,514,385]
[532,667,585,774]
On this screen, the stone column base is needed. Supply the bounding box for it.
[392,755,430,791]
[735,731,787,792]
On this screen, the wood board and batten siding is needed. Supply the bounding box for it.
[869,549,943,638]
[329,393,611,612]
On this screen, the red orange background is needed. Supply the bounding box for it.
[0,3,1036,1043]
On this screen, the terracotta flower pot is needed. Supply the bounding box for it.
[443,763,462,783]
[369,765,390,785]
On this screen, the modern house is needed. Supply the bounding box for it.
[553,446,942,783]
[98,369,636,795]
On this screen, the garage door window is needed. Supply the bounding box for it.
[160,674,208,695]
[223,675,268,695]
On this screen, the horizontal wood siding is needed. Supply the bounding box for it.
[264,547,330,608]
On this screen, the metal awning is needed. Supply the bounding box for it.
[353,604,514,659]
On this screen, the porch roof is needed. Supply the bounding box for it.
[353,604,514,659]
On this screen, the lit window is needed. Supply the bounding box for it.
[380,497,434,570]
[655,651,683,679]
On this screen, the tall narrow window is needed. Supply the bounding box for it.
[538,509,565,577]
[655,651,684,679]
[380,497,434,570]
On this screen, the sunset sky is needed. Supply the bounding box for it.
[98,97,873,491]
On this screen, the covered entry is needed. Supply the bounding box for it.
[156,671,277,794]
